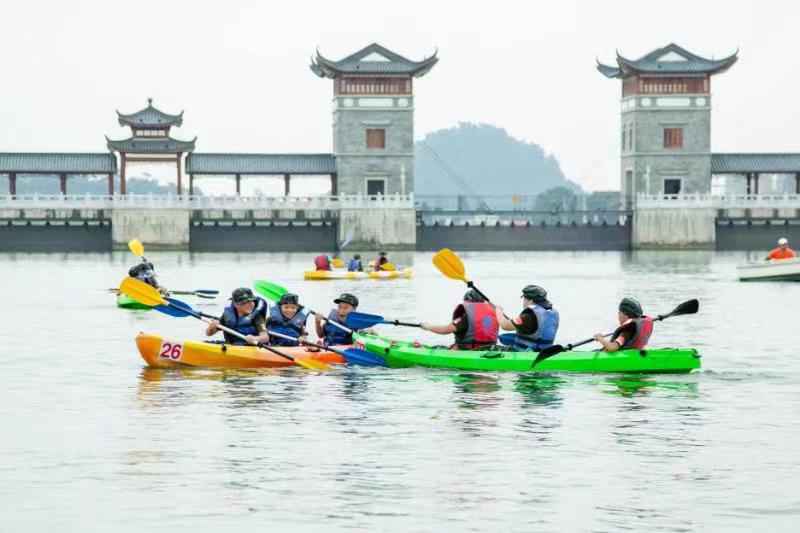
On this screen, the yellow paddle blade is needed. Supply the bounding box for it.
[381,262,397,272]
[119,277,167,307]
[433,248,466,282]
[331,258,344,268]
[294,357,330,371]
[128,239,144,257]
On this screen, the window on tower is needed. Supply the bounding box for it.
[663,128,683,149]
[366,128,386,149]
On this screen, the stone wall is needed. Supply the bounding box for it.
[338,208,417,250]
[0,221,111,252]
[633,207,716,249]
[111,209,190,250]
[716,219,800,250]
[190,222,337,252]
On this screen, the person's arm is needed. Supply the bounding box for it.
[421,322,458,335]
[315,315,325,338]
[206,316,222,337]
[594,334,620,352]
[496,306,515,331]
[253,317,269,344]
[595,324,631,352]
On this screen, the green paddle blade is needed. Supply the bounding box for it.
[119,277,167,307]
[128,239,144,257]
[253,280,288,303]
[433,248,467,282]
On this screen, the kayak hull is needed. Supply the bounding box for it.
[304,268,413,281]
[117,294,152,310]
[136,333,347,369]
[353,334,701,374]
[738,258,800,281]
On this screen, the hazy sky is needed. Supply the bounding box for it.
[1,0,798,191]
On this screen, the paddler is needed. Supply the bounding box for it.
[765,237,797,261]
[205,288,269,346]
[594,297,652,352]
[266,293,308,347]
[373,251,390,271]
[347,254,364,272]
[315,293,362,345]
[128,260,168,295]
[420,289,499,350]
[314,254,332,271]
[496,285,560,351]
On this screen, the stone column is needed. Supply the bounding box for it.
[59,173,67,195]
[189,174,194,195]
[284,174,291,196]
[330,173,338,196]
[754,173,760,194]
[235,173,241,196]
[120,153,127,195]
[107,173,114,195]
[795,173,799,194]
[9,172,16,198]
[176,152,183,195]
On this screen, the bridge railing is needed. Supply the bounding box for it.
[0,193,415,210]
[637,193,800,209]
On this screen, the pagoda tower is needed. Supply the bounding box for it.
[106,98,196,194]
[598,44,737,207]
[311,43,437,196]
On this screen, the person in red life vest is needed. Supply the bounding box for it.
[496,285,560,351]
[594,297,653,352]
[420,289,499,350]
[373,251,389,271]
[765,237,797,261]
[313,254,332,271]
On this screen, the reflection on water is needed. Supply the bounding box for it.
[514,374,565,407]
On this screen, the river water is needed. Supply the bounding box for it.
[2,251,798,532]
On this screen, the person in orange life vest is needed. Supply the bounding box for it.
[765,237,796,261]
[594,297,653,352]
[314,254,332,271]
[496,285,559,351]
[420,289,499,350]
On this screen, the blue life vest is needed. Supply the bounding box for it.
[323,309,354,345]
[220,298,268,345]
[515,303,560,351]
[347,259,363,272]
[268,305,308,346]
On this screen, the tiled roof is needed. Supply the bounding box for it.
[106,136,196,153]
[598,43,738,78]
[712,153,800,173]
[311,43,438,78]
[186,153,336,174]
[0,153,116,173]
[117,98,183,128]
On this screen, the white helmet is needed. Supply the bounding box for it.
[778,237,789,246]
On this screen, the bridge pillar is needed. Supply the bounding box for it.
[339,207,417,251]
[330,173,338,195]
[8,173,16,198]
[284,174,291,196]
[176,153,183,195]
[107,173,114,195]
[796,173,800,194]
[112,208,190,250]
[59,174,67,195]
[633,207,716,249]
[120,154,127,195]
[189,174,194,195]
[235,173,241,196]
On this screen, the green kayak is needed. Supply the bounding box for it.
[116,293,152,310]
[353,333,701,374]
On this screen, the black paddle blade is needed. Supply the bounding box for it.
[538,344,565,358]
[665,299,699,319]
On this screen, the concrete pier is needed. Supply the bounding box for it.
[111,209,190,250]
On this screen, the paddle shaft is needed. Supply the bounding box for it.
[384,319,423,328]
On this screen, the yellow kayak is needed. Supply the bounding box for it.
[303,268,413,281]
[136,333,347,369]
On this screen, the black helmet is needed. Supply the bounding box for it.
[379,251,387,257]
[521,285,548,302]
[619,297,643,318]
[231,287,256,304]
[354,254,361,260]
[334,293,359,307]
[463,289,484,302]
[278,293,299,306]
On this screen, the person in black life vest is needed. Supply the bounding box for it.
[420,289,500,350]
[496,285,560,351]
[266,293,308,347]
[594,297,653,352]
[128,260,168,295]
[314,254,332,271]
[315,293,361,345]
[205,288,269,346]
[373,251,389,271]
[347,254,363,272]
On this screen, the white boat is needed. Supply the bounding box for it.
[737,257,800,282]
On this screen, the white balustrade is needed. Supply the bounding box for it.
[0,193,415,210]
[636,194,800,209]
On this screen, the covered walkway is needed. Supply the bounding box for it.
[0,153,117,196]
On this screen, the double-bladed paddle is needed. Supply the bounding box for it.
[432,248,511,320]
[119,277,329,370]
[109,288,218,299]
[346,311,422,330]
[252,280,388,367]
[532,299,700,368]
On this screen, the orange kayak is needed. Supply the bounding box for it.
[135,333,347,369]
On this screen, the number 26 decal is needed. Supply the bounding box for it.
[159,341,183,360]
